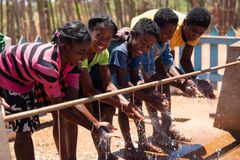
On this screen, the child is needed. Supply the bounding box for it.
[0,21,112,160]
[169,7,215,98]
[109,18,168,159]
[78,15,144,160]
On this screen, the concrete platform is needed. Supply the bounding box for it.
[157,94,240,159]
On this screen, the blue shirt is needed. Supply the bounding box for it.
[109,42,141,87]
[140,41,174,79]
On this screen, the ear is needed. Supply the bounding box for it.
[130,30,138,38]
[61,43,72,53]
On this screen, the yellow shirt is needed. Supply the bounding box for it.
[170,21,199,50]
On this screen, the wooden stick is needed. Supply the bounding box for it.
[4,60,240,122]
[0,105,11,160]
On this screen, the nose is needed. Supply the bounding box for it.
[80,52,87,61]
[167,33,174,40]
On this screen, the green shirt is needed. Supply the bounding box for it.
[81,49,109,72]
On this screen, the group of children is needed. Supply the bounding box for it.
[0,7,214,160]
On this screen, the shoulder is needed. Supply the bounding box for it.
[111,43,128,56]
[130,9,157,28]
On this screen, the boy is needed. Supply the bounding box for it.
[108,18,166,159]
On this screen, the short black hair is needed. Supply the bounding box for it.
[153,8,179,27]
[51,20,91,45]
[88,15,118,36]
[186,7,211,28]
[132,18,160,41]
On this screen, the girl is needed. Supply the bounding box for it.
[0,21,112,160]
[80,15,143,160]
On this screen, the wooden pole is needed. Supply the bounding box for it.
[0,105,11,160]
[4,60,240,122]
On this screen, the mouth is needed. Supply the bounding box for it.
[96,43,105,51]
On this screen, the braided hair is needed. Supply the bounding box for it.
[0,33,5,52]
[88,15,118,36]
[51,20,91,45]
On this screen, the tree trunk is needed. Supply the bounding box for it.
[49,0,56,33]
[114,0,123,27]
[0,0,3,33]
[27,0,37,41]
[12,0,20,40]
[74,0,81,21]
[44,0,51,41]
[191,0,200,7]
[7,1,16,44]
[237,0,240,28]
[37,0,46,41]
[20,0,27,40]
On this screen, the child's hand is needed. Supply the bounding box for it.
[183,79,200,97]
[96,121,117,132]
[193,79,216,99]
[123,102,144,121]
[96,122,120,139]
[114,27,131,41]
[0,97,10,109]
[149,92,169,112]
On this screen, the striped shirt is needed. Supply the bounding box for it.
[0,43,81,98]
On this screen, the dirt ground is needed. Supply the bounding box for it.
[7,44,228,159]
[7,89,222,160]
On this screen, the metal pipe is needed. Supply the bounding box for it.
[4,60,240,122]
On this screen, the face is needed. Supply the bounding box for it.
[160,23,177,43]
[183,21,206,41]
[130,33,157,57]
[64,41,90,66]
[91,26,113,53]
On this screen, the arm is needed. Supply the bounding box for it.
[81,67,143,120]
[116,65,168,111]
[100,65,133,106]
[66,85,100,124]
[180,44,195,74]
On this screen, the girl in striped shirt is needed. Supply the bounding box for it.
[0,21,113,160]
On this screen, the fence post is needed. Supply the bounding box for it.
[194,44,202,71]
[34,36,42,43]
[226,25,237,37]
[18,36,26,44]
[209,25,219,89]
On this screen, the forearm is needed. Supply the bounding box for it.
[180,58,195,73]
[75,104,99,123]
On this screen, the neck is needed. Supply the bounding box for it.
[87,47,95,61]
[59,45,67,67]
